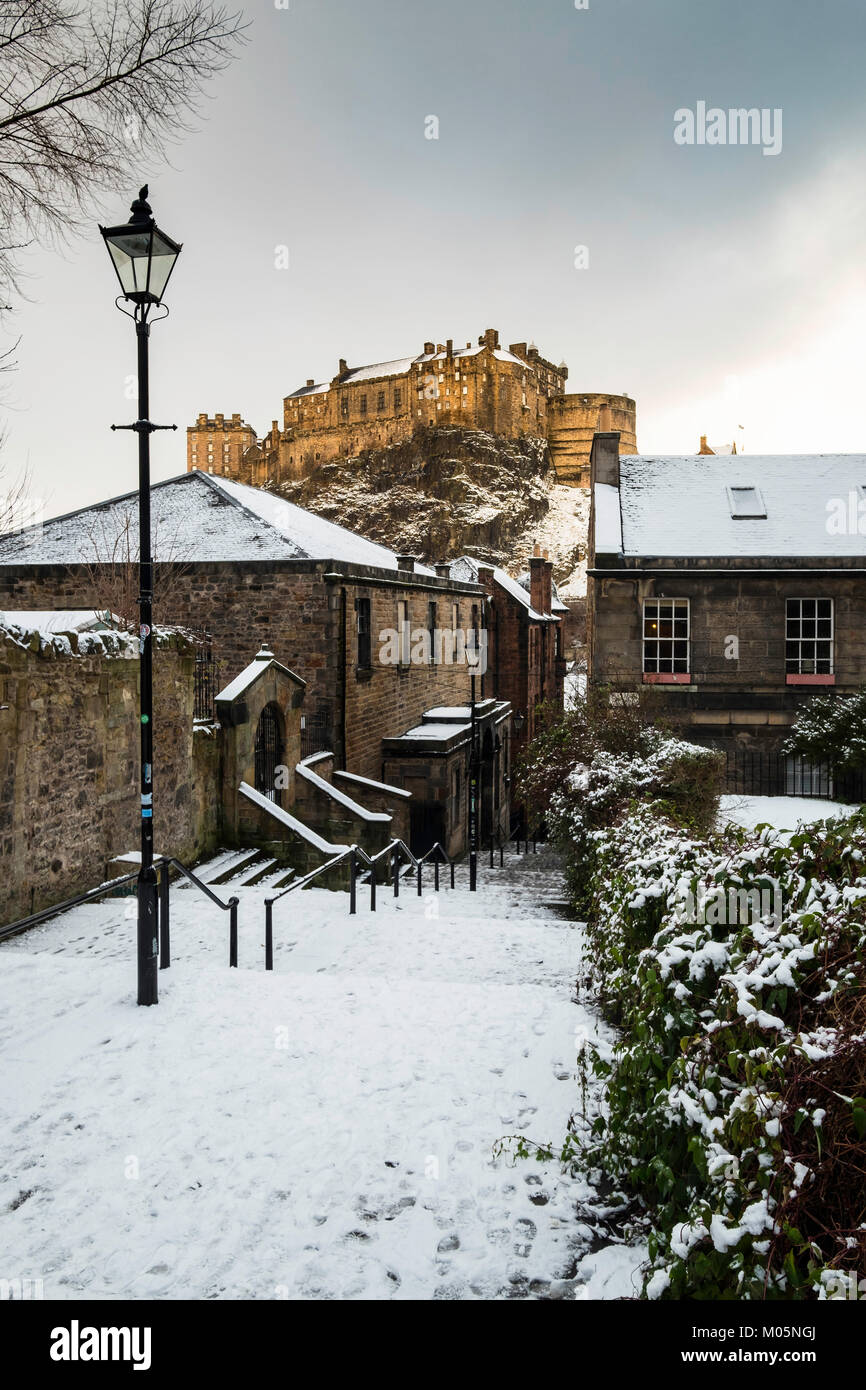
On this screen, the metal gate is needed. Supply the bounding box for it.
[254,704,283,804]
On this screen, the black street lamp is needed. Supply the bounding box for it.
[100,186,182,1006]
[467,624,483,893]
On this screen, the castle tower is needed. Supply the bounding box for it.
[547,393,637,487]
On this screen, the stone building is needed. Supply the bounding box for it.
[446,550,565,765]
[586,433,866,754]
[188,328,637,490]
[0,471,526,868]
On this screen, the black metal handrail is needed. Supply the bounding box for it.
[264,847,356,970]
[0,866,150,943]
[160,858,240,969]
[0,855,239,969]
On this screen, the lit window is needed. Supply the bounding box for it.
[643,598,689,674]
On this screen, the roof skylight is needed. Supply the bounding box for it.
[727,486,767,519]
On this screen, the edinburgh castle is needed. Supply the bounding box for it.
[187,328,637,489]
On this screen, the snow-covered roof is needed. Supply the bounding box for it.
[449,556,558,622]
[287,382,330,399]
[287,341,535,396]
[514,572,570,614]
[609,455,866,559]
[0,471,436,575]
[396,720,471,742]
[0,609,117,635]
[215,647,304,705]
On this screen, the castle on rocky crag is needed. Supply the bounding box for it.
[187,328,637,489]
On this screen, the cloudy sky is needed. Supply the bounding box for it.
[3,0,866,520]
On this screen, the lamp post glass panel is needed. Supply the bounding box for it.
[99,187,181,1006]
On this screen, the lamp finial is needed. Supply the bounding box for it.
[128,185,152,224]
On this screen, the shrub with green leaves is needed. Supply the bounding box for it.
[782,687,866,770]
[560,799,866,1299]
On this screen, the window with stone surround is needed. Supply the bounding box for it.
[360,395,367,416]
[341,394,349,418]
[427,601,437,663]
[356,597,371,669]
[786,598,833,680]
[377,390,386,412]
[398,599,410,667]
[394,389,401,409]
[643,598,689,679]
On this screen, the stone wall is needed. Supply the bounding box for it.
[0,626,219,928]
[0,560,482,785]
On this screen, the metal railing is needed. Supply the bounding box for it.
[159,858,239,969]
[263,837,455,971]
[193,650,222,723]
[0,856,239,968]
[723,751,866,802]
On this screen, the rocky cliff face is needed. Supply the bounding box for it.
[272,425,588,589]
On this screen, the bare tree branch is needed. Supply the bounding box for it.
[0,1,247,301]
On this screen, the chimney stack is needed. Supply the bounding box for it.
[590,431,622,488]
[396,554,416,573]
[434,561,451,578]
[529,555,546,615]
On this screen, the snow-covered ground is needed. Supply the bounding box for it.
[0,847,642,1300]
[719,794,861,836]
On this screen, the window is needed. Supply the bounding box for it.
[377,390,386,412]
[356,597,371,668]
[360,395,368,416]
[394,389,401,410]
[786,598,833,676]
[427,601,437,663]
[451,602,460,633]
[643,598,689,675]
[727,486,766,519]
[341,394,349,418]
[397,599,410,666]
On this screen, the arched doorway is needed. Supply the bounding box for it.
[254,703,284,805]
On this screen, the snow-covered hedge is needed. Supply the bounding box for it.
[561,795,866,1299]
[782,687,866,770]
